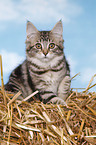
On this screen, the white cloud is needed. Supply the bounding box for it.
[80,68,96,84]
[0,0,19,21]
[0,0,83,25]
[0,49,25,74]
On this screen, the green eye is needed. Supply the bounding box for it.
[49,43,55,49]
[36,43,42,49]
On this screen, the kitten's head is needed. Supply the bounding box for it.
[26,21,64,62]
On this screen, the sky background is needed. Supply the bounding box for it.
[0,0,96,92]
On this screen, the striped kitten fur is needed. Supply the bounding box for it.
[5,20,71,105]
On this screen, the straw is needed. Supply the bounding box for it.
[0,55,7,105]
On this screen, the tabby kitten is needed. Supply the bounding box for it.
[5,20,71,105]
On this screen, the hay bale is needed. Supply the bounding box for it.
[0,88,96,145]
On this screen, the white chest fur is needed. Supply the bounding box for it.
[37,69,65,94]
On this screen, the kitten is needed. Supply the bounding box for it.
[5,20,71,105]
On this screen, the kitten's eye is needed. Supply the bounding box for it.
[35,43,42,49]
[49,43,55,49]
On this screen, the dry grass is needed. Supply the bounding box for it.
[0,55,96,145]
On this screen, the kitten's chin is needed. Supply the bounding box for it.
[39,56,50,62]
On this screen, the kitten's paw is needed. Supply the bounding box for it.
[49,97,67,105]
[58,75,71,100]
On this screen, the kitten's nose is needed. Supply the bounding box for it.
[43,52,48,56]
[42,41,49,56]
[42,50,48,56]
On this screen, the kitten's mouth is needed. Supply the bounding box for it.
[43,56,49,60]
[39,55,50,62]
[44,56,48,58]
[43,56,54,62]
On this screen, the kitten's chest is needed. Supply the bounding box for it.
[43,71,60,84]
[36,69,65,93]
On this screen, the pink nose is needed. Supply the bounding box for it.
[43,50,48,56]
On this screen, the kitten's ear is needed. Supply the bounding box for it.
[51,20,64,49]
[26,21,38,36]
[51,20,63,36]
[26,21,39,48]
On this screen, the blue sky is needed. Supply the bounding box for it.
[0,0,96,92]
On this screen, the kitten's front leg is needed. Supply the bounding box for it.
[47,76,71,105]
[42,76,70,105]
[58,75,71,101]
